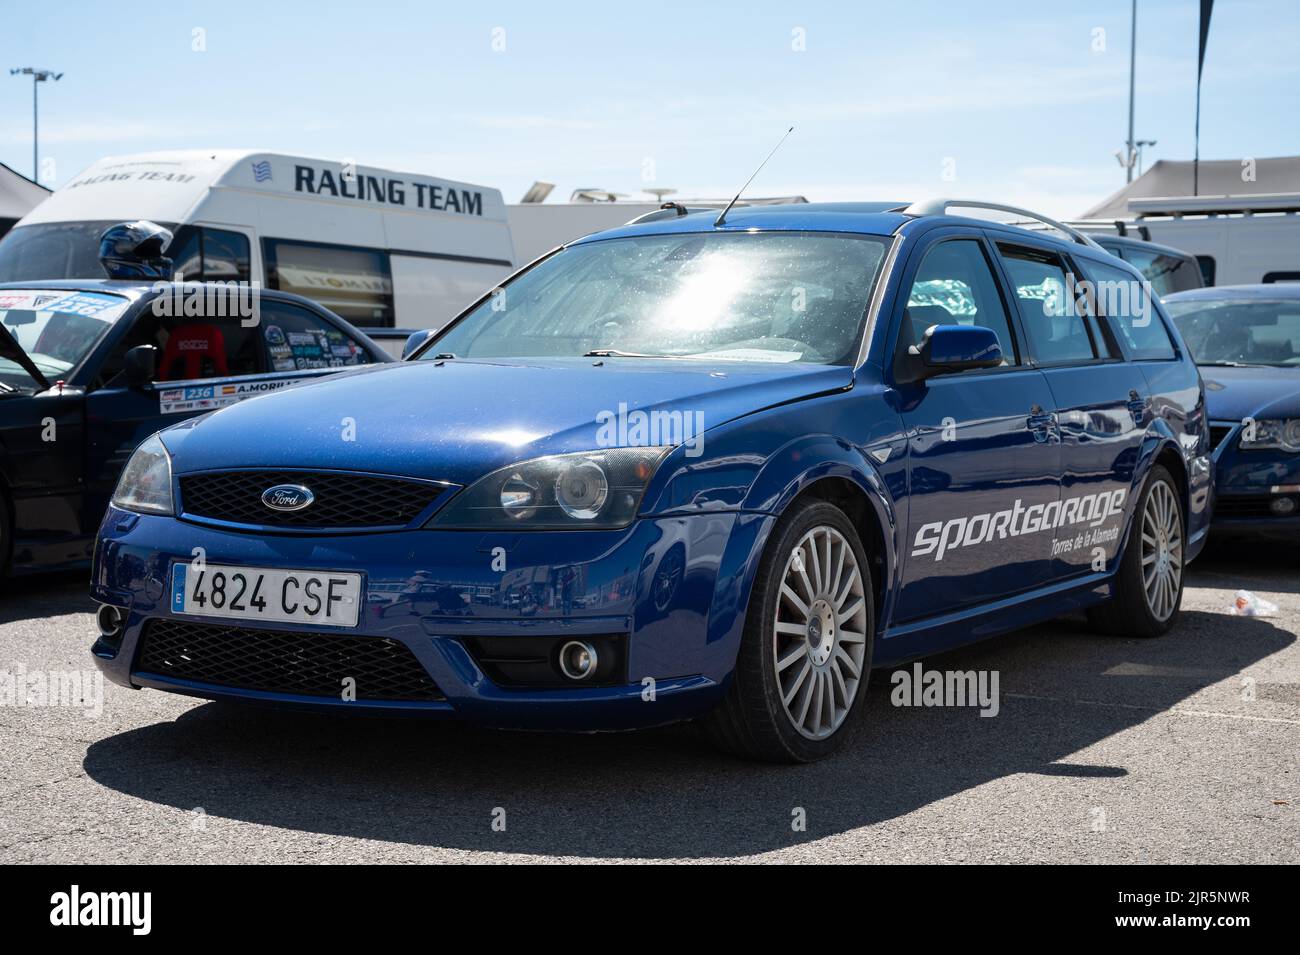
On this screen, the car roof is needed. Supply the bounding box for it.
[1090,233,1196,260]
[574,200,1096,256]
[1165,283,1300,301]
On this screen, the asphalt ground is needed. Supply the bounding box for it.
[1,539,1295,864]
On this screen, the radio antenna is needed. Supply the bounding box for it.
[714,126,794,227]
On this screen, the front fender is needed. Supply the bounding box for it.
[699,435,902,676]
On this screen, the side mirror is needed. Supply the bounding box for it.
[401,329,435,360]
[913,324,1003,377]
[122,344,157,387]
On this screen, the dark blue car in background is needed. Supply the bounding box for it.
[1166,283,1300,537]
[90,200,1212,762]
[0,279,386,574]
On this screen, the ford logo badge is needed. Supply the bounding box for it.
[262,484,314,512]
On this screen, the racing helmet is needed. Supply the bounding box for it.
[98,220,175,280]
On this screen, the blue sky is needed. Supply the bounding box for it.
[3,0,1296,217]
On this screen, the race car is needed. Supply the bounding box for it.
[1165,283,1300,537]
[90,199,1212,762]
[0,227,389,575]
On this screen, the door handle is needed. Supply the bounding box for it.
[1027,406,1055,430]
[1027,405,1056,443]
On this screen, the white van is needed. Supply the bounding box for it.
[0,150,516,332]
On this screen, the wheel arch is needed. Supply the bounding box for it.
[704,437,901,673]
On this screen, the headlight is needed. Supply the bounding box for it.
[111,434,175,515]
[433,447,669,529]
[1238,418,1300,452]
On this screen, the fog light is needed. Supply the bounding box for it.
[557,640,598,681]
[1270,496,1296,515]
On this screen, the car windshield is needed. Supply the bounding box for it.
[425,231,890,365]
[0,289,129,390]
[0,221,143,282]
[1165,297,1300,366]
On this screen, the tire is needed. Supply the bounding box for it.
[1087,465,1185,638]
[702,499,875,762]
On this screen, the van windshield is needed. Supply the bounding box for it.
[0,221,152,283]
[426,232,890,365]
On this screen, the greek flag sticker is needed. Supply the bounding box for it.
[251,160,272,182]
[171,563,187,612]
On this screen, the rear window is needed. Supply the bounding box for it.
[1121,246,1202,296]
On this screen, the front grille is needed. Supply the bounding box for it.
[136,619,444,701]
[179,470,446,529]
[1216,494,1294,519]
[1209,423,1236,452]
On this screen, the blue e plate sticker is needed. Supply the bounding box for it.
[171,563,187,612]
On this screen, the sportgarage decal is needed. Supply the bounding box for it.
[911,488,1127,562]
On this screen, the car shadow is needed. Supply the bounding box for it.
[0,571,92,625]
[81,608,1291,859]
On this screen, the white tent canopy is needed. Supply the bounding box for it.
[0,161,50,221]
[1083,156,1300,219]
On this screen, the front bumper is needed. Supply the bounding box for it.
[1211,432,1300,537]
[91,506,769,730]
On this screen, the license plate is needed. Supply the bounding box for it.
[171,563,362,628]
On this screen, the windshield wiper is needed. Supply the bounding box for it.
[582,349,675,359]
[1198,360,1272,368]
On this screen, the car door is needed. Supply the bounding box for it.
[890,232,1062,622]
[0,324,86,564]
[993,240,1146,581]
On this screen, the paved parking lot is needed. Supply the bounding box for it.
[1,542,1296,864]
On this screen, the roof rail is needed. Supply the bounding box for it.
[903,198,1106,251]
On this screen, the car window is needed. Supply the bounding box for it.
[0,289,128,389]
[264,239,394,327]
[260,301,375,372]
[1165,298,1300,366]
[900,239,1018,366]
[166,227,252,284]
[1082,260,1176,360]
[998,245,1097,365]
[1121,246,1201,296]
[97,300,265,387]
[429,232,889,365]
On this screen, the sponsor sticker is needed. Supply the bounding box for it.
[158,377,309,414]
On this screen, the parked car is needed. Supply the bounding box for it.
[1085,230,1205,297]
[0,225,389,574]
[1165,283,1300,537]
[90,199,1212,762]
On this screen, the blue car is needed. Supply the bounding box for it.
[90,200,1212,762]
[0,277,387,574]
[1165,284,1300,537]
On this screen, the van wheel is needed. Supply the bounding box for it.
[1087,465,1184,638]
[702,499,874,762]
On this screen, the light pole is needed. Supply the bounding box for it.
[9,67,63,184]
[1125,0,1137,183]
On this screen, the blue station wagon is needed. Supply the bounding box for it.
[90,200,1213,762]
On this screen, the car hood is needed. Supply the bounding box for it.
[163,357,855,484]
[1200,365,1300,422]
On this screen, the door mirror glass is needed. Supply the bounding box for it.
[402,328,435,359]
